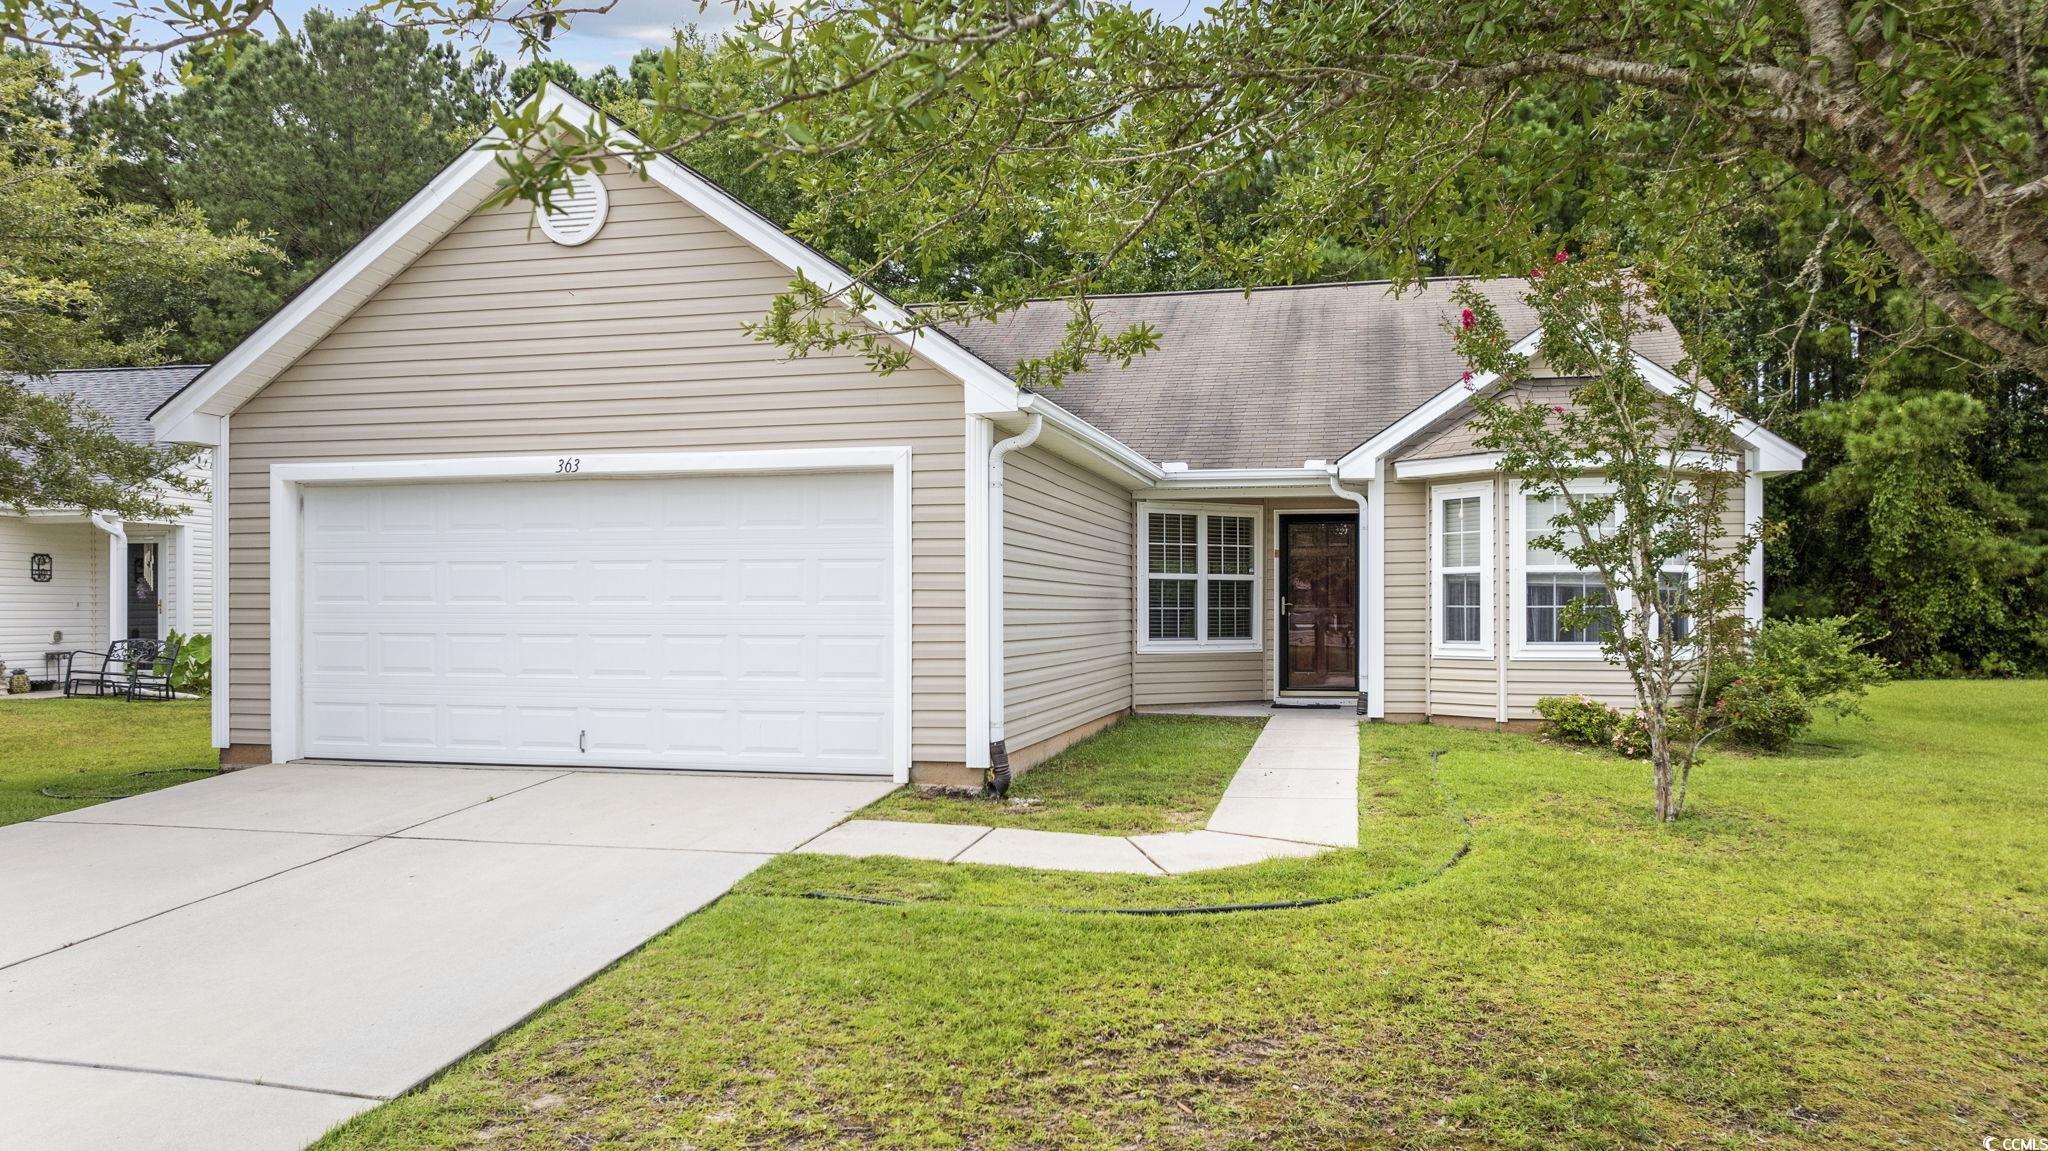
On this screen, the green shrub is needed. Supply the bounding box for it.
[1701,617,1888,749]
[166,631,212,695]
[1536,694,1619,747]
[1747,617,1889,716]
[1708,675,1813,750]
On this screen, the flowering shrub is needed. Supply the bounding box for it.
[1708,674,1812,750]
[1536,694,1620,747]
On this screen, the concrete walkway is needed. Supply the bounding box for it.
[798,708,1359,875]
[0,765,891,1151]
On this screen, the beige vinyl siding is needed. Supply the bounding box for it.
[1380,481,1428,717]
[225,173,969,762]
[1002,444,1133,749]
[0,520,106,675]
[1133,498,1356,707]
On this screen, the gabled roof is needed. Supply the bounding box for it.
[148,85,1021,445]
[15,366,207,446]
[940,279,1687,470]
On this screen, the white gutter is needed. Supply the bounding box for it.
[1016,394,1161,485]
[986,411,1044,791]
[1157,467,1331,489]
[1325,472,1369,716]
[89,511,127,648]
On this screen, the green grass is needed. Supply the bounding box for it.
[316,681,2047,1150]
[858,713,1267,835]
[0,697,215,825]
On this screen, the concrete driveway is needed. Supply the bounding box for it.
[0,764,892,1151]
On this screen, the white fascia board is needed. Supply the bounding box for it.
[1393,453,1505,480]
[1628,353,1805,475]
[632,148,1020,416]
[1334,327,1807,481]
[1016,394,1163,485]
[1154,467,1331,488]
[1336,328,1545,481]
[150,150,501,446]
[559,85,1018,416]
[1394,448,1736,480]
[149,82,1020,447]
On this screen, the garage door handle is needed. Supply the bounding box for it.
[578,729,586,753]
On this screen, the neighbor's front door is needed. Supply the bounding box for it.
[127,541,159,641]
[1280,515,1358,692]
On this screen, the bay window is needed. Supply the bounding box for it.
[1141,505,1260,649]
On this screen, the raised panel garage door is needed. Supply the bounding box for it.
[297,471,898,775]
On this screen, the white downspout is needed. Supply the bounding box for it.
[1326,472,1369,716]
[89,511,127,646]
[986,412,1043,793]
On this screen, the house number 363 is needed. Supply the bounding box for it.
[556,457,581,474]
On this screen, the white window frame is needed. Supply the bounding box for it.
[1430,480,1493,658]
[1136,501,1263,653]
[1510,478,1618,661]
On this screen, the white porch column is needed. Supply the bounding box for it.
[90,512,127,645]
[1365,459,1387,718]
[171,522,193,634]
[1744,448,1765,626]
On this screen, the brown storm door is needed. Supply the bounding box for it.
[1280,515,1358,692]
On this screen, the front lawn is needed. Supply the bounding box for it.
[0,697,214,826]
[317,681,2048,1150]
[858,712,1267,835]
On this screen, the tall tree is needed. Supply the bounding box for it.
[0,49,253,515]
[86,10,506,360]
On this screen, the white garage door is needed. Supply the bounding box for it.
[297,471,898,775]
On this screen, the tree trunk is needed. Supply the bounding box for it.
[1649,711,1676,822]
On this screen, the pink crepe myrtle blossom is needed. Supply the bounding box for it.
[1459,308,1475,329]
[1554,250,1570,263]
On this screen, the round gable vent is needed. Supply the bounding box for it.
[535,171,609,246]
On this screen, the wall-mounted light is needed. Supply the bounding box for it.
[28,554,52,583]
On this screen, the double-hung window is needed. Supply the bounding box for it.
[1431,481,1492,655]
[1657,570,1693,643]
[1141,505,1260,649]
[1517,487,1617,655]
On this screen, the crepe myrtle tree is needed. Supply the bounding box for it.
[1451,251,1761,823]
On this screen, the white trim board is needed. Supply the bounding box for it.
[265,446,915,782]
[1430,479,1496,660]
[1133,500,1264,655]
[1336,331,1805,481]
[152,83,1021,447]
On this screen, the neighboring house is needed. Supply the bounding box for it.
[147,86,1802,782]
[3,367,213,688]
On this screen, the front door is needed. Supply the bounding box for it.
[1280,515,1358,692]
[127,542,160,641]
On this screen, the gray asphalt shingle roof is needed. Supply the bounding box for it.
[939,278,1685,469]
[12,366,208,447]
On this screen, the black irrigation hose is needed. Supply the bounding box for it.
[38,765,220,801]
[797,749,1477,919]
